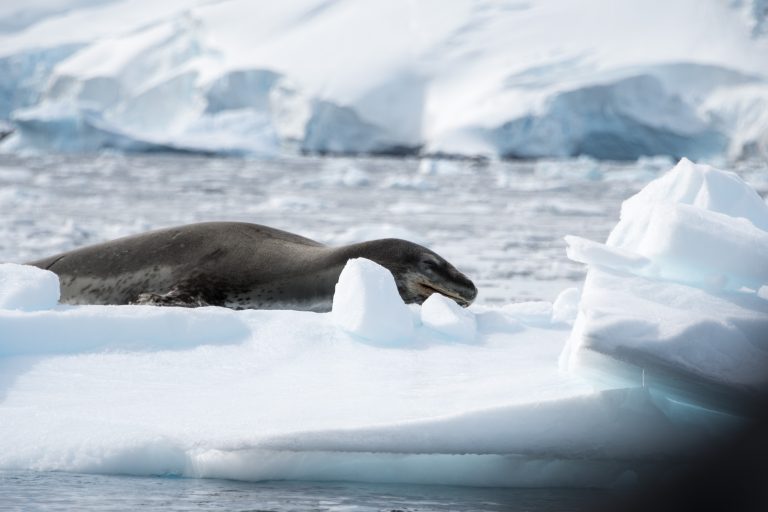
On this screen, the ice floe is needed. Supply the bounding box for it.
[0,158,765,487]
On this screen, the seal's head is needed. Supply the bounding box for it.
[354,238,478,307]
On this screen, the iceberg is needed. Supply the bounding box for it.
[0,158,765,487]
[0,0,766,159]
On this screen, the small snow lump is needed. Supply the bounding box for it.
[0,263,60,311]
[332,258,414,344]
[421,292,477,341]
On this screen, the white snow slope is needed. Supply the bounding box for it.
[0,158,765,487]
[0,0,767,159]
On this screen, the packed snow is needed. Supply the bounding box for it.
[0,0,767,159]
[0,158,765,487]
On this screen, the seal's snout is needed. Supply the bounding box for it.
[449,272,478,307]
[463,278,478,303]
[412,265,478,308]
[365,238,479,308]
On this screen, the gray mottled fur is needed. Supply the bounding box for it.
[28,222,477,312]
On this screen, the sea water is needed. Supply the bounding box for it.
[0,470,608,511]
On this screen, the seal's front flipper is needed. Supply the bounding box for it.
[132,288,210,307]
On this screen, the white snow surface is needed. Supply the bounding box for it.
[0,158,765,486]
[1,0,767,159]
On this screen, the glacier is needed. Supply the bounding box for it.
[0,158,766,487]
[0,0,767,159]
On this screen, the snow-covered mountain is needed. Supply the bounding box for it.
[1,0,767,160]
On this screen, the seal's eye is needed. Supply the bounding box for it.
[422,259,438,272]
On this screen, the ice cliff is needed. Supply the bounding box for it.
[0,0,767,159]
[0,159,766,487]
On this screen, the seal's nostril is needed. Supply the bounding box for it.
[460,280,478,301]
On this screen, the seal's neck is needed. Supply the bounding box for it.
[326,239,398,268]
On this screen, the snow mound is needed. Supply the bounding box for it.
[421,293,477,341]
[332,258,414,345]
[0,263,59,311]
[561,158,768,413]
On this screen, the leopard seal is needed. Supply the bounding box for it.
[27,221,477,311]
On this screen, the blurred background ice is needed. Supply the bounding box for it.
[0,0,766,160]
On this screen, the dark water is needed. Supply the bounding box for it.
[0,471,608,511]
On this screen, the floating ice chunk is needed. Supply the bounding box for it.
[418,159,462,176]
[332,258,414,345]
[584,158,768,290]
[421,293,476,341]
[551,287,580,325]
[382,175,437,191]
[634,203,768,289]
[317,161,371,187]
[562,160,768,413]
[565,235,650,273]
[0,263,59,311]
[561,267,768,413]
[609,158,768,251]
[535,158,603,181]
[338,166,370,187]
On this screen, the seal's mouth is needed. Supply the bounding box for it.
[415,281,473,307]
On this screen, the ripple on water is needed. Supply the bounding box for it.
[0,471,609,511]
